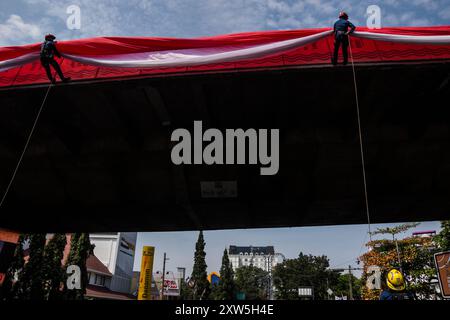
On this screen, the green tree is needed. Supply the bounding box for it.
[42,233,67,300]
[65,233,94,300]
[191,231,209,300]
[360,223,438,300]
[435,221,450,251]
[213,249,235,300]
[331,273,362,300]
[180,278,194,300]
[369,222,420,269]
[2,233,28,300]
[272,252,339,300]
[235,265,269,300]
[19,234,47,300]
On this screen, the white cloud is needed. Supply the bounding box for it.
[0,0,447,46]
[438,6,450,19]
[22,0,124,39]
[0,14,41,45]
[411,0,439,11]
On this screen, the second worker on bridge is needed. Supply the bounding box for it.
[331,11,356,66]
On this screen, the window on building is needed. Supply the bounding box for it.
[94,274,105,286]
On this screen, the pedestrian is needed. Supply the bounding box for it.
[331,12,356,66]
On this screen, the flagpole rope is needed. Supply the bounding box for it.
[0,81,54,208]
[348,37,372,242]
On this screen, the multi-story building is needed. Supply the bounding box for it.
[228,245,284,273]
[89,232,137,294]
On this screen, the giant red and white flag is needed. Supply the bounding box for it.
[1,26,450,87]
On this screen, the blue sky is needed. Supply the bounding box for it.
[1,0,450,45]
[134,221,442,278]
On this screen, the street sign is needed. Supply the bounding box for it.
[434,250,450,299]
[327,288,333,296]
[154,271,180,296]
[138,246,155,300]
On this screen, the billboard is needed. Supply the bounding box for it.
[153,271,180,296]
[137,246,155,300]
[434,250,450,299]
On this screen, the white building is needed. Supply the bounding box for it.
[228,245,284,272]
[89,232,137,294]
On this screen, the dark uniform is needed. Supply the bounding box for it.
[332,18,356,65]
[379,290,415,300]
[40,39,70,83]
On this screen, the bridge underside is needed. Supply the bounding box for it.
[0,62,449,232]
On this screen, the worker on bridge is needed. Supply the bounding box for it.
[40,34,71,84]
[331,12,356,66]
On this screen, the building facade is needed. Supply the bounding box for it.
[89,232,137,294]
[0,229,19,290]
[228,245,284,273]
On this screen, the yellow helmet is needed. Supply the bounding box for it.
[386,269,405,291]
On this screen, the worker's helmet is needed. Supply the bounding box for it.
[45,34,56,41]
[386,269,406,291]
[339,11,349,20]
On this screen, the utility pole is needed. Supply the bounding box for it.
[161,252,169,300]
[330,266,362,300]
[348,265,353,300]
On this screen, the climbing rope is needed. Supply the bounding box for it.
[348,37,373,241]
[0,81,54,209]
